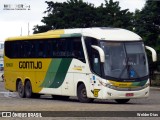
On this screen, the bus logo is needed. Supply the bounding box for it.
[19,61,42,69]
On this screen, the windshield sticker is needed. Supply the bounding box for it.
[130,70,135,78]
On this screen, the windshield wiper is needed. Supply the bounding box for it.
[119,57,129,78]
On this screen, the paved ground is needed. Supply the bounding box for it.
[0,81,160,120]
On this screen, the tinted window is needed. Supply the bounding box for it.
[5,37,85,63]
[85,37,101,75]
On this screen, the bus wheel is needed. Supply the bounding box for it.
[17,81,25,98]
[25,81,33,98]
[77,84,93,103]
[115,99,130,104]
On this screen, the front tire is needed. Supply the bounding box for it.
[25,81,33,98]
[77,84,93,103]
[17,81,25,98]
[115,99,130,104]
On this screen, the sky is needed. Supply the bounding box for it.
[0,0,146,43]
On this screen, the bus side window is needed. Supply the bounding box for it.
[23,41,31,58]
[46,40,52,58]
[37,41,45,58]
[20,41,24,58]
[30,41,36,58]
[14,41,21,58]
[52,40,57,57]
[5,41,12,58]
[14,41,19,58]
[71,38,85,63]
[59,39,67,57]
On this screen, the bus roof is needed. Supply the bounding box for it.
[5,27,142,41]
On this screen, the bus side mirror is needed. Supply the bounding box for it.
[91,45,105,63]
[145,46,157,62]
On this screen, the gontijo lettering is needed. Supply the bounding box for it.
[19,61,42,69]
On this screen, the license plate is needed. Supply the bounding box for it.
[126,93,134,97]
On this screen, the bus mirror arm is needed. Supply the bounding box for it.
[145,46,157,62]
[91,45,105,63]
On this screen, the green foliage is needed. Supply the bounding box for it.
[133,0,160,72]
[33,0,133,33]
[134,1,160,46]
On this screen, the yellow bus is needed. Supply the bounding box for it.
[4,28,157,103]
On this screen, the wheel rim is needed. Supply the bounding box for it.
[81,88,87,98]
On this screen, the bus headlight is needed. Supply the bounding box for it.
[99,80,112,88]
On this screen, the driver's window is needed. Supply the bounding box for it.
[92,50,101,75]
[85,37,101,76]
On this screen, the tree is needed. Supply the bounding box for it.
[134,0,160,71]
[33,0,133,33]
[96,0,133,30]
[33,0,96,33]
[134,0,160,47]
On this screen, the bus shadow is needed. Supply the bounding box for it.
[5,93,144,105]
[31,95,136,105]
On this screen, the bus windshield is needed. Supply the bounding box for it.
[100,41,149,80]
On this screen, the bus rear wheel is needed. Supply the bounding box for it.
[17,81,25,98]
[77,84,93,103]
[115,99,130,104]
[25,81,33,98]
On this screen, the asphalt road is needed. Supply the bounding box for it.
[0,81,160,120]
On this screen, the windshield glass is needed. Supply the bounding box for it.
[100,41,148,79]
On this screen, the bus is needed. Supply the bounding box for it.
[4,27,157,103]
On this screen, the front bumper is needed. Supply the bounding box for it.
[101,86,149,99]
